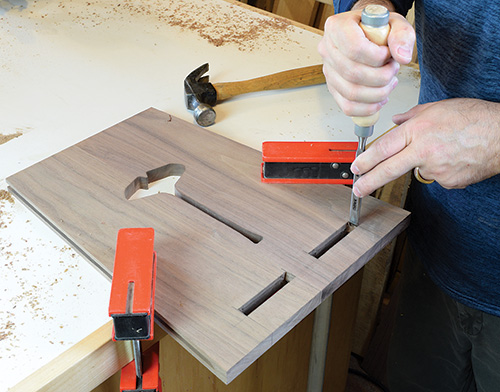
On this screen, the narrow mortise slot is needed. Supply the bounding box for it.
[309,222,355,259]
[239,272,294,316]
[179,193,263,244]
[329,148,357,153]
[126,281,135,314]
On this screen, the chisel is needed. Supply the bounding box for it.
[349,5,391,226]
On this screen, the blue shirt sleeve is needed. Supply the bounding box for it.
[332,1,414,16]
[332,0,356,13]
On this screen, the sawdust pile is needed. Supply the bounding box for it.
[140,0,295,50]
[56,0,296,51]
[0,192,81,355]
[0,190,14,229]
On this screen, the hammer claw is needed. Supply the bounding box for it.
[187,62,209,82]
[184,63,217,115]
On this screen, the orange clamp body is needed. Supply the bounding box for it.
[120,342,162,392]
[109,228,156,341]
[261,141,358,184]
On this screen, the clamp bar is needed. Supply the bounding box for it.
[109,228,157,341]
[133,340,143,388]
[109,228,161,392]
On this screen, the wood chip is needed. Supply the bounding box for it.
[0,132,22,145]
[0,190,15,204]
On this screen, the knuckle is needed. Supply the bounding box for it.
[322,63,330,79]
[379,66,398,85]
[346,44,366,63]
[317,41,326,57]
[324,15,337,31]
[371,86,391,103]
[337,98,356,116]
[400,22,417,42]
[333,91,380,117]
[344,101,375,117]
[344,66,363,84]
[368,46,391,67]
[355,177,371,196]
[440,178,461,189]
[381,163,398,179]
[343,85,361,102]
[359,103,382,117]
[420,143,442,164]
[375,138,393,159]
[432,164,447,177]
[358,175,379,196]
[318,38,333,59]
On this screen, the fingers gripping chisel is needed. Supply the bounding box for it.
[349,5,391,226]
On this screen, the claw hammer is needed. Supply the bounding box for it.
[349,5,391,226]
[184,63,325,126]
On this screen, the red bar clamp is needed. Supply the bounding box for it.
[109,228,162,392]
[120,342,161,392]
[261,141,357,184]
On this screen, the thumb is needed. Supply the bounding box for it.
[387,13,416,64]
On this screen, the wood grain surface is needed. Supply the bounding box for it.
[7,108,410,384]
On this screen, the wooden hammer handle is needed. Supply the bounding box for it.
[212,64,325,102]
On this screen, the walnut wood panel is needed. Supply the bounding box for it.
[7,108,409,384]
[159,307,314,391]
[93,272,361,392]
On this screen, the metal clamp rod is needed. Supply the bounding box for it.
[133,340,143,388]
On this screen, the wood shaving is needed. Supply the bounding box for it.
[0,320,15,342]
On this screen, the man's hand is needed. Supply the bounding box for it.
[351,99,500,197]
[318,9,415,117]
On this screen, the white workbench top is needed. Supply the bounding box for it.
[0,0,419,390]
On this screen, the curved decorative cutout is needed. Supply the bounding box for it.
[125,164,262,244]
[125,163,185,200]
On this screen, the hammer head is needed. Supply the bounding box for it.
[184,63,218,127]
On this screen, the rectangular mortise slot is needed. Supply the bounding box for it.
[309,222,355,259]
[179,193,263,244]
[239,272,294,316]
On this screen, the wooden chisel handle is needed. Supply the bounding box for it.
[349,5,392,226]
[212,64,325,102]
[351,5,391,128]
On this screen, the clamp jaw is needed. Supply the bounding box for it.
[109,228,162,392]
[261,141,357,184]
